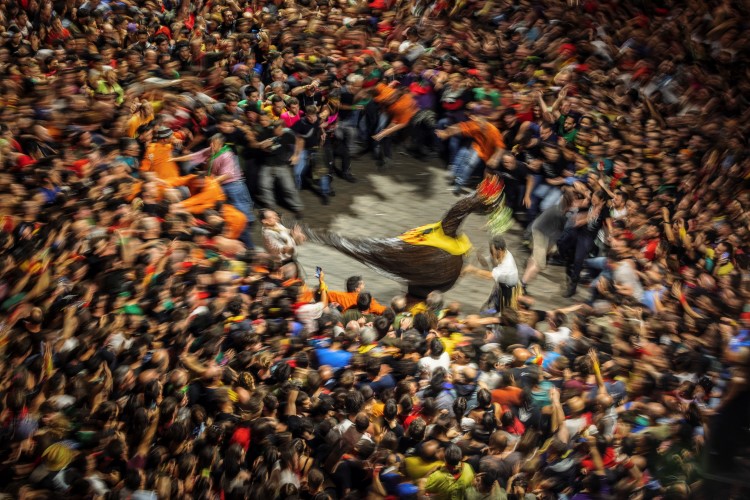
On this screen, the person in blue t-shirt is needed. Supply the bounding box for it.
[315,332,353,369]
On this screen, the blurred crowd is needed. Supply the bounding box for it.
[1,0,750,498]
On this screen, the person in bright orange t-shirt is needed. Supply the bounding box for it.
[140,126,182,180]
[167,174,247,240]
[322,275,387,314]
[436,112,505,195]
[371,82,432,166]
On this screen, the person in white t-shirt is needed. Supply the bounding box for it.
[418,338,452,377]
[544,311,571,349]
[465,236,519,313]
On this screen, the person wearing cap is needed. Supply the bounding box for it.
[140,125,181,180]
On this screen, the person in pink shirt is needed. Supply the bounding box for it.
[281,97,303,128]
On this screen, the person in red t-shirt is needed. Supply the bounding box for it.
[640,220,662,261]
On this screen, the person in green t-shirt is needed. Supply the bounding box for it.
[473,87,501,108]
[424,444,475,500]
[557,114,579,144]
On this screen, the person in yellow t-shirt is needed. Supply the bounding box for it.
[403,440,445,480]
[704,241,735,276]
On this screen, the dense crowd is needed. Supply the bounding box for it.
[1,0,750,498]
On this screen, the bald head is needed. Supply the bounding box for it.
[512,348,530,365]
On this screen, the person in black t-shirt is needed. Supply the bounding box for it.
[527,143,569,223]
[498,152,533,212]
[292,105,333,204]
[256,115,305,215]
[338,74,367,157]
[557,189,609,297]
[501,108,523,149]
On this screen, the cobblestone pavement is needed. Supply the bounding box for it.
[256,154,583,313]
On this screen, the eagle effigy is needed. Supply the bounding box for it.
[303,176,514,298]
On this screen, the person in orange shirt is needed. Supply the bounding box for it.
[490,372,523,407]
[167,173,248,241]
[140,126,182,180]
[320,274,386,314]
[127,101,155,138]
[436,112,505,195]
[371,82,431,167]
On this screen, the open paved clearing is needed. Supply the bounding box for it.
[255,154,581,313]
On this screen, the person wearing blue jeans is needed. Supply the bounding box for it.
[435,114,505,195]
[371,111,393,167]
[293,148,309,190]
[292,105,331,203]
[557,190,608,297]
[586,251,618,305]
[222,179,255,247]
[528,174,564,221]
[450,146,483,193]
[583,256,608,281]
[525,143,569,226]
[170,133,255,248]
[436,117,463,165]
[338,74,366,156]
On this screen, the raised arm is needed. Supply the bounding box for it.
[588,348,609,395]
[550,386,569,443]
[586,435,606,475]
[318,271,329,307]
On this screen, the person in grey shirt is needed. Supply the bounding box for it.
[521,189,577,293]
